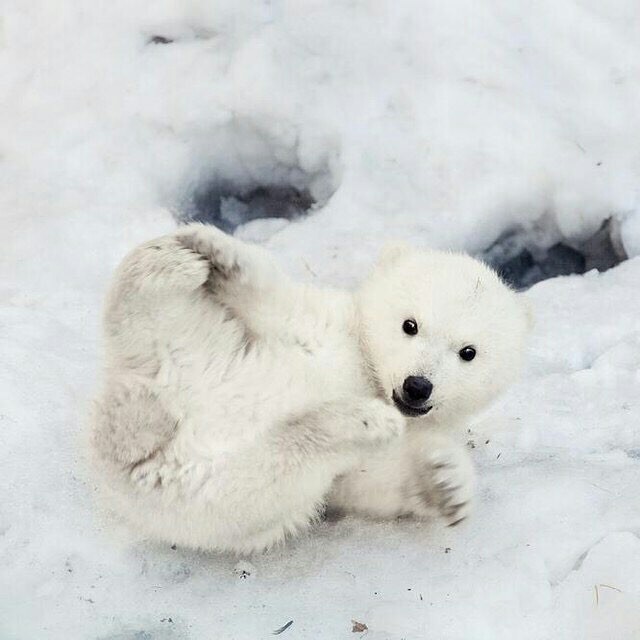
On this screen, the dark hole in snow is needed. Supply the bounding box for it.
[482,217,628,289]
[176,119,337,233]
[184,183,316,233]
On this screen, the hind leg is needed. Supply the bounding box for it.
[91,378,179,486]
[175,224,325,343]
[174,223,280,295]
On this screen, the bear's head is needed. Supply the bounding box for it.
[357,243,531,425]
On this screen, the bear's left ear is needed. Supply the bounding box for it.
[378,241,411,268]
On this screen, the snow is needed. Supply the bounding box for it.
[1,1,639,638]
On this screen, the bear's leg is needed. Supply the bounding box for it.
[174,224,305,340]
[220,398,406,552]
[407,432,476,526]
[91,378,179,484]
[269,397,406,457]
[325,436,416,519]
[327,430,475,526]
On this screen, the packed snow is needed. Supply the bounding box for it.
[1,1,639,638]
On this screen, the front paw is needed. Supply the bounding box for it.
[358,399,406,443]
[417,446,475,526]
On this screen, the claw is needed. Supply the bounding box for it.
[442,502,468,517]
[448,516,466,527]
[435,481,461,493]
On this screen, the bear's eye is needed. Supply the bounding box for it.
[459,346,476,361]
[402,319,418,336]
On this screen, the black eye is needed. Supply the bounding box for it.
[402,319,418,336]
[459,346,476,361]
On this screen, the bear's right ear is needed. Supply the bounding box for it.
[378,241,410,268]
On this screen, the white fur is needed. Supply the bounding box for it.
[90,224,529,553]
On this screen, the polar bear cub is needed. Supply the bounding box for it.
[90,224,529,554]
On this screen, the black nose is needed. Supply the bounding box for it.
[403,376,433,403]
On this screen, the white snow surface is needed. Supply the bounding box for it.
[1,1,640,638]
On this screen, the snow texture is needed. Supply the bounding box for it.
[1,1,639,639]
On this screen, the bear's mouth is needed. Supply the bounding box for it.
[392,390,432,418]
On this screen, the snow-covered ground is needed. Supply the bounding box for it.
[1,2,639,638]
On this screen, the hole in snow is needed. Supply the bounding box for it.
[186,183,316,234]
[482,217,628,289]
[179,122,338,235]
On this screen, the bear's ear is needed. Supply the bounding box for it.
[378,241,410,268]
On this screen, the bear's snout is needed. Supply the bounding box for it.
[402,376,433,403]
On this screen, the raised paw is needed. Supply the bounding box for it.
[358,399,406,443]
